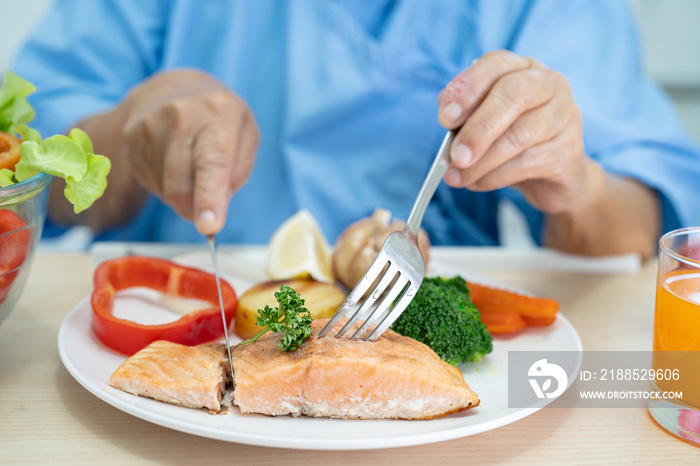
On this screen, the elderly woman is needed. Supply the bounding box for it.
[14,0,700,258]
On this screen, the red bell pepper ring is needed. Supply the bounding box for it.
[0,208,30,304]
[91,256,237,355]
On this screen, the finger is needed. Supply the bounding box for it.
[192,126,237,235]
[468,138,563,192]
[456,92,573,186]
[192,110,259,235]
[228,110,259,193]
[443,125,574,191]
[161,128,196,220]
[468,127,584,215]
[122,118,163,195]
[438,50,535,128]
[451,68,556,169]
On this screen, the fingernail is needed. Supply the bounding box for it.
[452,144,472,168]
[441,102,462,124]
[197,209,218,235]
[444,166,462,186]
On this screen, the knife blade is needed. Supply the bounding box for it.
[207,234,235,390]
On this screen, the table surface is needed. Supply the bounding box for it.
[1,248,698,464]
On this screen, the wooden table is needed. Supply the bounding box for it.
[1,250,698,464]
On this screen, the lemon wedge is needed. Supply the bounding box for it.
[266,209,334,283]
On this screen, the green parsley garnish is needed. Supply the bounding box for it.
[242,284,313,352]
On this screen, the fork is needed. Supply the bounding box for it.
[319,129,457,341]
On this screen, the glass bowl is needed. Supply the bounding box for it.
[0,172,52,325]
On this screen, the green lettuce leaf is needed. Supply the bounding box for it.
[15,128,110,212]
[0,168,15,188]
[17,123,41,143]
[65,152,111,213]
[67,127,93,154]
[13,142,40,182]
[1,72,109,213]
[16,135,87,182]
[0,72,36,135]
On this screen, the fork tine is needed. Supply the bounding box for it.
[335,261,397,338]
[365,281,420,341]
[318,250,389,338]
[351,274,409,340]
[317,296,357,338]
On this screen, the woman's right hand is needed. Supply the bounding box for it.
[120,69,259,235]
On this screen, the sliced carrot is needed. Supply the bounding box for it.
[520,313,557,326]
[468,282,559,330]
[478,309,527,334]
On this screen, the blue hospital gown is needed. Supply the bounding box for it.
[12,0,700,245]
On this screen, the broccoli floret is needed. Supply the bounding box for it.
[390,276,492,365]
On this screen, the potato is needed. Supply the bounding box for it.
[234,279,346,340]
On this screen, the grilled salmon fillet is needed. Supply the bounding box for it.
[109,340,231,411]
[231,319,480,419]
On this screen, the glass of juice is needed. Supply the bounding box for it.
[649,227,700,446]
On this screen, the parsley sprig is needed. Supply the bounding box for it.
[242,284,313,351]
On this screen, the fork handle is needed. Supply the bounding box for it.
[405,129,457,237]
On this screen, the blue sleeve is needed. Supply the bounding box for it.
[11,0,168,137]
[482,0,700,237]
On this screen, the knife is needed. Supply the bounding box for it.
[207,234,235,389]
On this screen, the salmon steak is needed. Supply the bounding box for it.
[231,319,480,420]
[109,340,231,411]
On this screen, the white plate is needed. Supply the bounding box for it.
[58,249,582,450]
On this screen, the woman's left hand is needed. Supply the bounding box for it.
[438,50,596,217]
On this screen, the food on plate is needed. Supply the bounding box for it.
[478,308,527,335]
[91,256,237,355]
[467,282,559,334]
[0,209,29,303]
[109,340,231,411]
[234,278,345,340]
[240,283,313,352]
[232,318,480,419]
[0,72,110,212]
[107,284,480,419]
[266,209,334,283]
[391,276,493,365]
[332,208,431,290]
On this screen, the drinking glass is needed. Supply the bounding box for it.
[0,172,52,325]
[648,227,700,446]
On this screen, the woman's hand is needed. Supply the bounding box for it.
[51,69,259,235]
[438,50,591,215]
[437,50,659,258]
[121,69,259,235]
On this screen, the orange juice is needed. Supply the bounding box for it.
[652,270,700,408]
